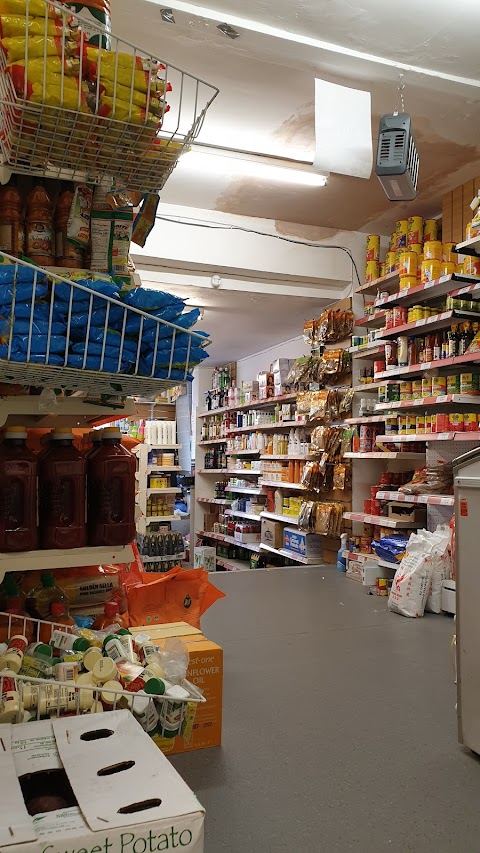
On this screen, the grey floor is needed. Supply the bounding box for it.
[171,567,479,853]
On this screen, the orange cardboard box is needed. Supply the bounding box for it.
[135,623,223,756]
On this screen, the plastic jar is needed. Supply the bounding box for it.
[399,252,418,277]
[50,631,90,654]
[0,634,28,673]
[103,636,128,665]
[82,646,103,672]
[424,240,442,261]
[92,657,118,685]
[424,220,438,243]
[100,680,122,710]
[22,683,92,714]
[365,261,380,283]
[135,634,156,662]
[0,676,22,723]
[421,259,441,283]
[399,275,416,290]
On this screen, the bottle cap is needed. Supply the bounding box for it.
[41,572,56,589]
[72,637,90,653]
[104,601,119,617]
[117,628,131,636]
[102,634,118,649]
[32,643,52,659]
[50,428,74,440]
[4,425,27,439]
[143,678,166,696]
[102,428,122,440]
[50,602,66,617]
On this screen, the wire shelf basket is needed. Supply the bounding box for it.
[0,0,219,191]
[0,253,210,394]
[0,611,205,740]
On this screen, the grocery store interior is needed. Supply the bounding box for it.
[0,1,480,851]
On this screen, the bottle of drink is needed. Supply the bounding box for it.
[49,601,75,627]
[448,324,458,358]
[39,428,87,549]
[54,182,84,268]
[92,600,127,631]
[433,332,442,361]
[25,572,69,621]
[0,176,24,258]
[441,330,449,360]
[87,427,136,546]
[25,179,54,266]
[0,425,38,552]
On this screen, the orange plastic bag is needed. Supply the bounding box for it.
[126,567,226,629]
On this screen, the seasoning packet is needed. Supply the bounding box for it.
[90,209,133,276]
[131,192,160,247]
[67,184,93,249]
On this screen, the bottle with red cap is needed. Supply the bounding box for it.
[92,600,127,631]
[49,601,75,627]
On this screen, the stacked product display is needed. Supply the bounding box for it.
[196,300,356,571]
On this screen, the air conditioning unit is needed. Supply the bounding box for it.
[375,112,419,201]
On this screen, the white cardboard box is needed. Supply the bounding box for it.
[0,711,205,853]
[194,546,216,572]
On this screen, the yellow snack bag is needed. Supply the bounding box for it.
[8,55,80,80]
[0,15,79,38]
[84,45,160,73]
[8,63,81,97]
[95,66,169,96]
[0,0,62,17]
[0,34,77,63]
[98,78,165,114]
[98,96,160,127]
[29,79,90,111]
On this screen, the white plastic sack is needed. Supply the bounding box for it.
[425,526,451,614]
[388,531,434,618]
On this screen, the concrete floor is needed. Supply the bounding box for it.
[171,567,479,853]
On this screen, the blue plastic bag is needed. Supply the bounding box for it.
[1,302,51,321]
[0,344,64,365]
[0,281,49,305]
[6,319,66,336]
[0,266,47,285]
[66,304,127,332]
[125,303,185,336]
[67,353,131,372]
[122,287,184,313]
[53,278,120,307]
[9,334,67,355]
[71,341,137,364]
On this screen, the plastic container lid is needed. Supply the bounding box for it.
[50,602,66,617]
[144,678,166,696]
[102,427,122,440]
[83,647,103,671]
[93,657,118,684]
[4,425,27,439]
[41,572,56,588]
[50,428,74,441]
[32,643,52,658]
[104,601,119,616]
[72,637,90,653]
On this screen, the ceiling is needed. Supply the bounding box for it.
[113,0,480,233]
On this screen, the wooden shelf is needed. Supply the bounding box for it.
[0,394,136,429]
[0,544,134,581]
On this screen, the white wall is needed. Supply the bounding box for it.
[236,335,307,384]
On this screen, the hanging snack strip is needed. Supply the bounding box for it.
[298,501,344,535]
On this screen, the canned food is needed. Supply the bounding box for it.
[460,373,480,394]
[406,414,416,434]
[409,243,423,255]
[386,251,397,273]
[442,243,458,264]
[365,260,380,283]
[400,275,417,290]
[360,537,372,553]
[446,374,460,394]
[432,376,447,396]
[399,251,418,277]
[424,219,438,243]
[398,415,407,434]
[376,578,389,596]
[371,500,381,515]
[385,416,398,434]
[407,216,423,245]
[424,240,443,261]
[396,219,408,249]
[464,257,480,277]
[359,425,373,453]
[449,412,464,431]
[399,381,412,400]
[385,309,394,330]
[434,413,449,433]
[441,262,456,277]
[416,415,425,434]
[422,376,433,397]
[425,414,434,432]
[421,259,441,284]
[393,306,408,326]
[464,413,478,432]
[366,235,381,262]
[466,221,480,240]
[384,341,398,366]
[374,360,385,376]
[417,254,424,278]
[379,262,386,278]
[412,380,423,399]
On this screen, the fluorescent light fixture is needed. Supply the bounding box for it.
[145,0,480,90]
[180,150,327,186]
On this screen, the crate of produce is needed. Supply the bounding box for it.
[0,0,219,192]
[0,254,209,394]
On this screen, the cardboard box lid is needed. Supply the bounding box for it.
[133,622,203,639]
[0,726,37,848]
[53,711,203,832]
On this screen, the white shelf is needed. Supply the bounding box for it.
[142,487,182,495]
[138,443,181,450]
[344,415,387,425]
[259,455,308,461]
[197,497,233,506]
[0,544,134,579]
[143,515,179,523]
[350,343,387,359]
[260,542,323,565]
[198,393,297,419]
[197,469,230,474]
[198,438,227,446]
[226,485,263,495]
[216,557,254,572]
[376,491,454,506]
[231,421,304,433]
[259,480,306,490]
[0,394,136,429]
[225,510,263,522]
[375,395,480,411]
[197,530,261,553]
[377,432,480,443]
[226,449,261,456]
[261,511,299,525]
[377,559,400,572]
[140,552,186,563]
[228,469,263,476]
[343,511,422,528]
[456,235,480,256]
[344,452,426,460]
[147,465,181,473]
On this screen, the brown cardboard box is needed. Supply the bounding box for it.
[261,517,284,549]
[203,511,217,532]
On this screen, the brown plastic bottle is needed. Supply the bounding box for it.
[26,179,54,266]
[92,600,127,630]
[39,428,87,550]
[0,176,24,258]
[54,182,84,268]
[87,427,136,546]
[0,425,38,552]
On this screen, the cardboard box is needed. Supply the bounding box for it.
[203,511,217,532]
[234,529,261,543]
[283,527,323,560]
[194,546,216,572]
[261,517,284,549]
[386,502,417,522]
[259,386,275,400]
[241,380,259,394]
[258,371,274,387]
[271,358,292,373]
[1,711,205,853]
[138,626,223,756]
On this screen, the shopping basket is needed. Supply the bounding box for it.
[0,0,219,191]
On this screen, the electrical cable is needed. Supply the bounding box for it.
[153,214,361,294]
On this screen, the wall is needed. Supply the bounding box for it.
[236,336,307,385]
[442,177,480,243]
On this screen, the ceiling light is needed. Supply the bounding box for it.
[180,150,327,187]
[145,0,480,90]
[217,22,239,39]
[160,8,175,22]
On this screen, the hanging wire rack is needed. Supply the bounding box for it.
[0,253,210,394]
[0,0,219,190]
[0,611,204,738]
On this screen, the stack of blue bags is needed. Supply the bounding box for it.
[0,266,209,380]
[372,534,409,565]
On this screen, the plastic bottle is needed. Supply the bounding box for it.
[0,176,24,257]
[54,182,84,268]
[50,602,75,627]
[85,429,103,459]
[0,676,23,723]
[92,601,127,631]
[87,427,136,546]
[25,572,69,621]
[0,574,26,613]
[22,682,92,714]
[337,533,347,573]
[25,179,54,266]
[0,634,28,673]
[0,425,38,552]
[39,428,87,550]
